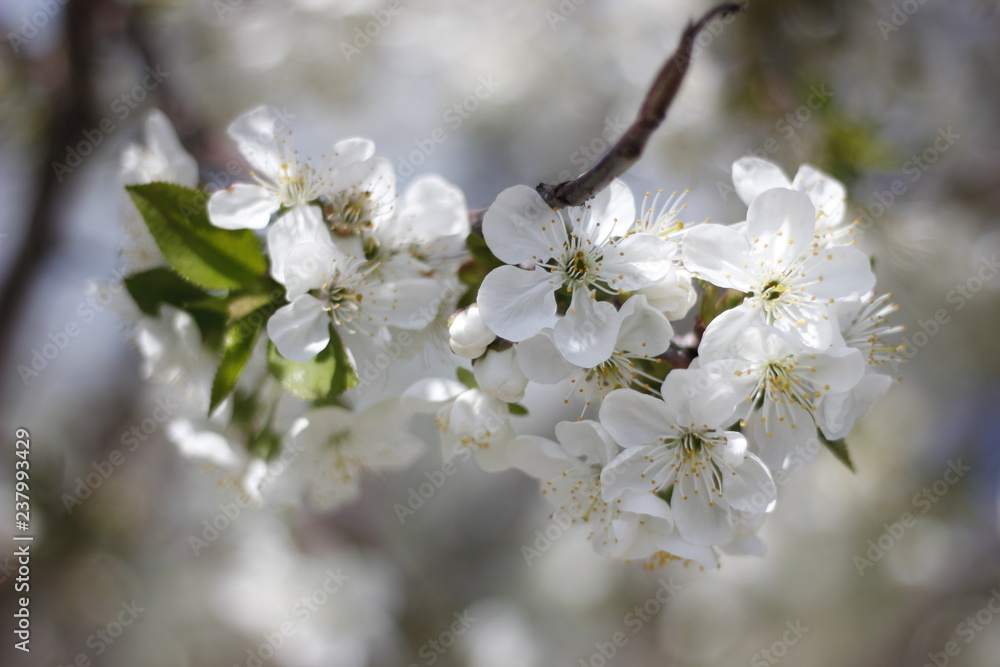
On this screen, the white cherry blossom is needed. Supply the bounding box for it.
[599,368,775,546]
[477,180,674,342]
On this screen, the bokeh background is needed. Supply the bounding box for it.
[2,0,1000,665]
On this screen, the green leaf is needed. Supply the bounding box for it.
[508,402,529,416]
[127,182,268,290]
[124,267,228,350]
[210,308,266,414]
[124,267,212,315]
[820,432,855,473]
[266,327,357,401]
[456,366,478,390]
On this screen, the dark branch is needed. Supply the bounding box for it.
[535,2,745,209]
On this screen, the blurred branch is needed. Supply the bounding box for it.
[0,0,99,397]
[536,2,745,209]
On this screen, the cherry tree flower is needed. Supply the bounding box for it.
[731,157,850,243]
[477,180,674,343]
[402,378,516,472]
[700,324,866,469]
[599,368,776,546]
[682,187,875,355]
[515,294,673,406]
[508,420,717,566]
[820,292,903,439]
[206,105,395,284]
[268,400,425,510]
[266,243,444,364]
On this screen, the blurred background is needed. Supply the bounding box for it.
[2,0,1000,665]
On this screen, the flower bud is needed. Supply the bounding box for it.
[473,347,528,403]
[449,304,496,359]
[638,271,697,321]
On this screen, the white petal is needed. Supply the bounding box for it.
[281,243,341,299]
[477,266,559,342]
[808,345,866,394]
[208,183,280,230]
[660,367,740,429]
[555,419,618,465]
[365,277,446,329]
[143,110,198,186]
[673,473,733,546]
[791,164,846,229]
[723,451,776,514]
[553,288,620,368]
[514,333,572,384]
[266,205,335,283]
[696,303,761,363]
[482,185,566,265]
[322,137,376,171]
[395,174,469,242]
[266,295,330,362]
[732,157,792,206]
[745,188,817,266]
[582,179,635,243]
[819,372,892,440]
[401,377,466,412]
[615,294,673,357]
[227,106,285,177]
[799,245,876,299]
[506,435,572,480]
[600,389,680,447]
[681,224,754,290]
[601,233,676,290]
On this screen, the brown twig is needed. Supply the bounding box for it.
[535,2,745,209]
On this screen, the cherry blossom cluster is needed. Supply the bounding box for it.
[118,105,901,569]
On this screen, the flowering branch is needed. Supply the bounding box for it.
[535,1,745,209]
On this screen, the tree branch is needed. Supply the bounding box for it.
[535,2,745,209]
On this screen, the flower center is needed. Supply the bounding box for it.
[323,190,375,237]
[557,236,603,289]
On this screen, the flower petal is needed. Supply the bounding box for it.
[553,288,620,368]
[483,185,567,265]
[746,188,817,266]
[267,295,331,362]
[600,389,680,447]
[601,233,676,290]
[614,294,673,357]
[792,164,846,229]
[515,333,572,384]
[266,205,335,283]
[401,377,467,412]
[208,183,280,230]
[673,473,733,546]
[477,266,559,342]
[681,223,755,290]
[732,157,792,206]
